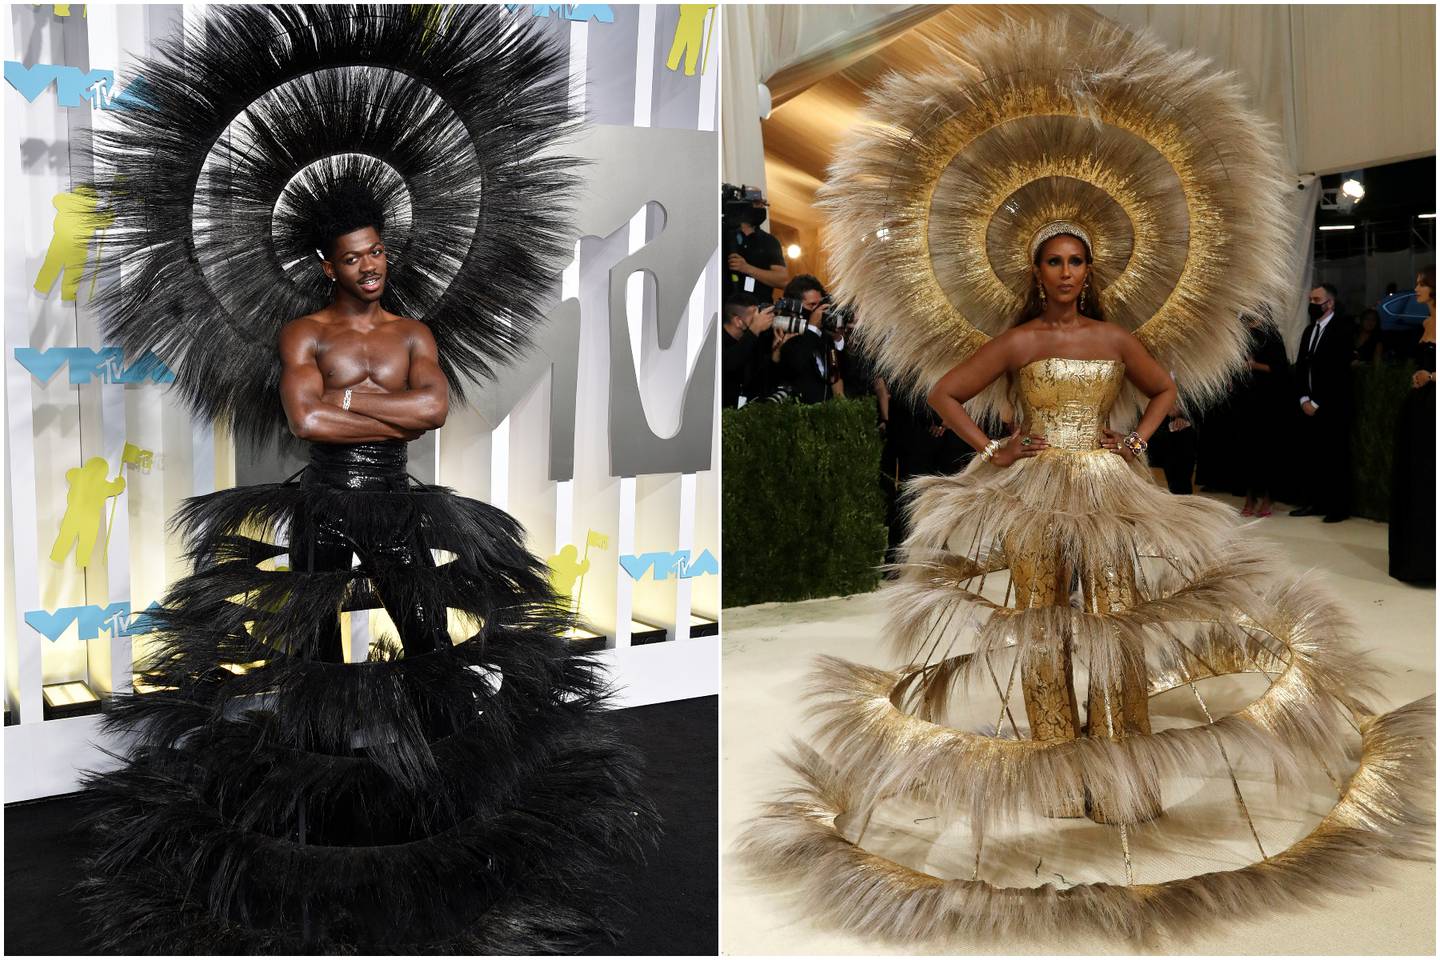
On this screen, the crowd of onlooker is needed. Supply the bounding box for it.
[723,197,868,407]
[1174,273,1435,584]
[722,276,860,406]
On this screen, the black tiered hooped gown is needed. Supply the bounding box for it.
[1389,340,1436,584]
[70,5,660,951]
[79,440,656,953]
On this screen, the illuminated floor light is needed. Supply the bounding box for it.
[220,659,269,676]
[629,618,669,647]
[133,674,178,696]
[565,622,610,654]
[42,680,102,720]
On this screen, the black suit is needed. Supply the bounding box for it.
[774,329,831,404]
[721,328,760,407]
[1293,312,1354,516]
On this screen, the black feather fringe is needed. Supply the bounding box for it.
[82,4,578,448]
[77,446,659,953]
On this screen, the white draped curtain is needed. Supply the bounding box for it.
[1093,4,1436,178]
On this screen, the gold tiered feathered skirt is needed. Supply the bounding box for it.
[740,444,1434,944]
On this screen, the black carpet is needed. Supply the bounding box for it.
[4,695,717,957]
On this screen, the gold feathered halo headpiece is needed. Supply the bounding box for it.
[818,18,1295,419]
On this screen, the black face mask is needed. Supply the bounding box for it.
[1307,301,1329,321]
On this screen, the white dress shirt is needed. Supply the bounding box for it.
[805,324,845,378]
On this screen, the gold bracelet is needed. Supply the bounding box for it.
[978,438,1003,463]
[1122,431,1147,455]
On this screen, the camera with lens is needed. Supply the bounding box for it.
[819,294,855,331]
[770,297,808,334]
[770,293,855,335]
[722,182,768,233]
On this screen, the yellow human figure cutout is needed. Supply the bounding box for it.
[53,4,86,16]
[51,456,126,568]
[666,4,715,77]
[34,189,112,302]
[549,530,610,619]
[548,544,590,600]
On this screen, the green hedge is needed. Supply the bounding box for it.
[1350,360,1417,522]
[722,398,888,607]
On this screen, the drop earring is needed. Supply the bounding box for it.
[1080,277,1089,311]
[1037,279,1047,308]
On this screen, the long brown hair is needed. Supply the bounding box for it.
[1009,233,1107,327]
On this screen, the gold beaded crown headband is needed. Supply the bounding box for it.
[1029,221,1092,262]
[816,17,1295,418]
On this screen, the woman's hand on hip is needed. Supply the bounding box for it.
[991,425,1047,467]
[1101,428,1137,461]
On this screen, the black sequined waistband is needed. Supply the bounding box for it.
[304,440,411,491]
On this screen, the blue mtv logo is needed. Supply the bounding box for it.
[5,61,151,109]
[15,347,175,385]
[504,5,614,22]
[619,549,719,582]
[25,601,162,642]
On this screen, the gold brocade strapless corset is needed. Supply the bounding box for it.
[1016,357,1125,450]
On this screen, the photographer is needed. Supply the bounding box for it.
[768,275,846,404]
[722,183,789,302]
[722,295,775,408]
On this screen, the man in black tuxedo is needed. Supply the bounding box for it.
[1290,282,1354,522]
[721,296,774,407]
[768,275,842,403]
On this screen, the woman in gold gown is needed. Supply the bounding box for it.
[921,225,1178,822]
[740,18,1433,945]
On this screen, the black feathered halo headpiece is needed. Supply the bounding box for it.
[85,5,577,445]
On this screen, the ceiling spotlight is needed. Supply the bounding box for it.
[786,243,802,258]
[1419,213,1437,220]
[1318,224,1355,231]
[1341,178,1365,201]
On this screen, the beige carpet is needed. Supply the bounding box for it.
[721,494,1436,955]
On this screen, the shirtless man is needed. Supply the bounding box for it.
[278,223,448,443]
[277,199,451,661]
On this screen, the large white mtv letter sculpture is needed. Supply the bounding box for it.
[476,125,717,481]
